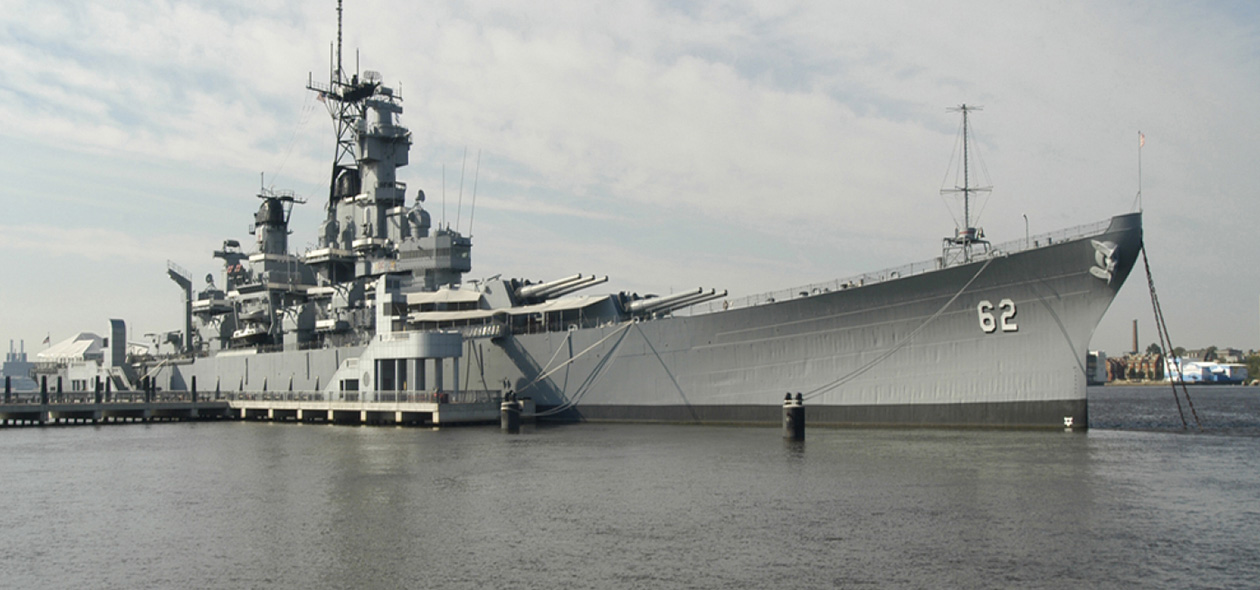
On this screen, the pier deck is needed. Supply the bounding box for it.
[0,391,520,427]
[0,400,232,425]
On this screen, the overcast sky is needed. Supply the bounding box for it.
[2,0,1258,356]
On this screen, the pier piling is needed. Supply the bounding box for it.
[783,393,805,441]
[500,391,521,433]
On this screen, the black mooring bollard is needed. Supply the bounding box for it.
[95,376,102,404]
[4,376,10,403]
[500,391,521,433]
[783,392,805,441]
[41,376,48,405]
[191,375,197,404]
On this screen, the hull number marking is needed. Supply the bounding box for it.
[977,299,1017,333]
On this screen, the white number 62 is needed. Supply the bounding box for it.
[977,299,1017,333]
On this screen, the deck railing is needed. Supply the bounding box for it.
[2,389,500,405]
[694,218,1113,315]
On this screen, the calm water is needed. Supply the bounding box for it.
[1,386,1257,589]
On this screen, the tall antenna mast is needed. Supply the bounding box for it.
[962,106,971,229]
[943,104,990,231]
[336,0,343,81]
[941,104,993,264]
[308,0,377,215]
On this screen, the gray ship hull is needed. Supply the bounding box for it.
[482,213,1141,427]
[156,212,1140,428]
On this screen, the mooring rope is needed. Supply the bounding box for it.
[1141,244,1201,430]
[521,321,634,391]
[802,256,995,402]
[527,322,634,417]
[534,329,574,383]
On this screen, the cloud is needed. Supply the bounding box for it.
[469,195,620,222]
[0,224,207,265]
[1,0,1259,351]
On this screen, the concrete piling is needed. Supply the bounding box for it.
[783,392,805,441]
[500,391,521,433]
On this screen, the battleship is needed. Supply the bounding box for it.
[55,8,1142,429]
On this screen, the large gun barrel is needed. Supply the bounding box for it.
[545,275,609,299]
[652,289,728,315]
[626,287,705,314]
[516,273,584,299]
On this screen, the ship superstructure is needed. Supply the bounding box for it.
[177,26,473,357]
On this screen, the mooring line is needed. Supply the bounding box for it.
[802,256,995,401]
[528,323,633,417]
[1142,244,1200,430]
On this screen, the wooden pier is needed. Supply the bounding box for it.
[0,390,522,427]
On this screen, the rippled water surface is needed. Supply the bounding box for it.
[1,385,1257,589]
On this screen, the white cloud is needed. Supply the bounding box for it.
[1,0,1258,352]
[0,224,207,265]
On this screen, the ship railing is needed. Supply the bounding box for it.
[307,77,332,96]
[222,389,499,404]
[985,218,1111,257]
[418,316,625,338]
[0,393,42,404]
[368,390,499,404]
[376,330,465,342]
[1,389,500,405]
[703,217,1114,315]
[2,391,199,404]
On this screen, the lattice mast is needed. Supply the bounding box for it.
[941,104,993,263]
[307,0,368,214]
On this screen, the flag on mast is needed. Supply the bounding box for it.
[1139,131,1145,148]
